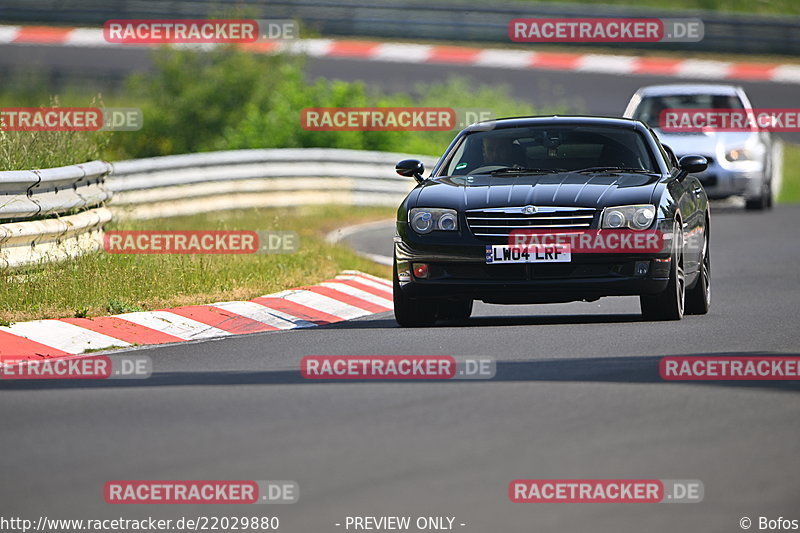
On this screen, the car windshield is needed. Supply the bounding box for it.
[633,93,745,128]
[443,125,657,176]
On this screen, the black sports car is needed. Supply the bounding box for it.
[393,116,711,327]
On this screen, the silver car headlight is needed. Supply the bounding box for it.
[409,208,459,234]
[601,205,656,230]
[725,147,754,162]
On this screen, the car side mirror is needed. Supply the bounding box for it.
[396,159,425,184]
[677,155,707,181]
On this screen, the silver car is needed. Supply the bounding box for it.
[624,84,775,210]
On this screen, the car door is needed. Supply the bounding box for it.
[658,137,703,275]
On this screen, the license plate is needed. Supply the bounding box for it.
[485,244,571,264]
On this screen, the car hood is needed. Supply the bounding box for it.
[414,172,660,210]
[655,129,758,158]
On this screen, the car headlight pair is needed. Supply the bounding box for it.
[409,208,458,234]
[601,205,656,230]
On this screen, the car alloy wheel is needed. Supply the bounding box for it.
[640,222,685,321]
[686,228,711,315]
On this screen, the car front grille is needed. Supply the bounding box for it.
[465,206,597,243]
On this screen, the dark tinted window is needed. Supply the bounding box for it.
[443,125,656,176]
[633,93,744,128]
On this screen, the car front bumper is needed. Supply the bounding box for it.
[689,159,766,199]
[395,229,672,304]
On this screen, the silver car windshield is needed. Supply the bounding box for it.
[633,94,745,129]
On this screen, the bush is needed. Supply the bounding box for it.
[110,46,540,159]
[0,46,545,166]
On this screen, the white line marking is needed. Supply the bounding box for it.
[283,38,333,57]
[0,320,130,354]
[335,274,393,295]
[676,59,731,79]
[770,64,800,84]
[373,43,432,63]
[319,282,393,308]
[0,26,21,44]
[577,54,636,74]
[475,49,535,69]
[342,270,393,288]
[64,28,112,47]
[211,301,311,329]
[273,290,371,320]
[115,311,230,340]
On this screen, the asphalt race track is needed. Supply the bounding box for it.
[1,39,800,533]
[2,204,799,531]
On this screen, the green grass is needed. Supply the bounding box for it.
[0,132,108,171]
[0,80,114,170]
[0,205,393,324]
[0,115,111,171]
[778,143,800,203]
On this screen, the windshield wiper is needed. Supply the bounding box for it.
[571,166,658,174]
[489,167,563,175]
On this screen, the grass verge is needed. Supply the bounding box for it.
[778,143,800,203]
[0,205,394,324]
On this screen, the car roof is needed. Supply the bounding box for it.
[466,115,646,132]
[634,84,743,97]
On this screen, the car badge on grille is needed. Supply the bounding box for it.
[523,205,537,215]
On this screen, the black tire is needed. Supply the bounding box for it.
[745,179,772,211]
[393,263,437,327]
[640,224,685,321]
[437,299,473,322]
[685,228,711,315]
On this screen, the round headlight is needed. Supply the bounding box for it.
[438,212,457,231]
[411,211,433,234]
[726,148,750,162]
[605,210,626,229]
[632,207,655,229]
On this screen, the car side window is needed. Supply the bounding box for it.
[662,144,679,171]
[650,130,677,171]
[442,137,471,176]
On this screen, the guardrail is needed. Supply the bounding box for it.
[0,208,112,269]
[0,161,111,221]
[0,149,434,268]
[109,148,436,219]
[0,0,798,56]
[0,161,113,269]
